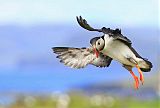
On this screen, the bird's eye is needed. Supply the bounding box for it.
[98,42,100,45]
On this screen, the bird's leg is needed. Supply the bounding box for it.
[129,70,139,89]
[136,64,144,85]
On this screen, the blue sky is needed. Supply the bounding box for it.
[0,0,158,27]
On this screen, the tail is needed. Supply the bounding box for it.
[138,58,153,72]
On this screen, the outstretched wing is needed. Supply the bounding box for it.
[52,47,97,69]
[76,16,102,32]
[76,16,132,46]
[52,47,112,69]
[76,16,118,35]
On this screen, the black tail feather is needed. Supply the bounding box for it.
[140,59,153,72]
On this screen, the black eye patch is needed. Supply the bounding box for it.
[90,37,100,45]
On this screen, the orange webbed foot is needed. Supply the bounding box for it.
[129,70,139,90]
[133,76,139,90]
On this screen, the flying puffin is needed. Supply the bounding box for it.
[52,16,152,89]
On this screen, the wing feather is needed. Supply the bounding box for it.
[115,35,132,46]
[52,47,112,68]
[52,47,96,68]
[111,29,132,46]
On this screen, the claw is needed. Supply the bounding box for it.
[136,65,144,85]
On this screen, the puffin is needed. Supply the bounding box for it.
[52,16,152,89]
[76,16,152,89]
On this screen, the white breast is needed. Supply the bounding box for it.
[102,35,136,66]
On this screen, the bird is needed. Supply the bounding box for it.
[52,16,152,89]
[76,16,152,89]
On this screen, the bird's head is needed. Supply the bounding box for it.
[90,36,105,58]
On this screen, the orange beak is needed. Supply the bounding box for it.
[93,46,99,58]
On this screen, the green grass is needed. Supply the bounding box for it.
[7,94,159,108]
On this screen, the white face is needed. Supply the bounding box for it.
[95,38,105,51]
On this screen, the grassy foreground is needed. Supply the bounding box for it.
[7,94,159,108]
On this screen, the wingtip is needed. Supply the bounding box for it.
[76,16,82,19]
[52,47,56,51]
[52,47,57,54]
[79,16,83,21]
[76,16,79,20]
[52,47,60,52]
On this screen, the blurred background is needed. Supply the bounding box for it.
[0,0,159,108]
